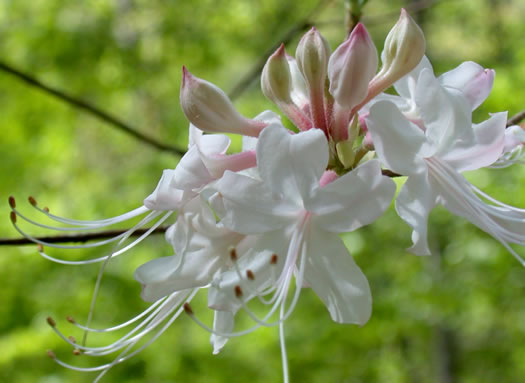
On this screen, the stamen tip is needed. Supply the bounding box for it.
[270,254,278,265]
[68,335,76,344]
[234,285,243,298]
[28,196,37,206]
[66,316,76,324]
[9,211,16,224]
[46,350,56,359]
[43,207,49,213]
[183,302,194,315]
[46,316,56,327]
[229,247,238,262]
[246,270,255,281]
[37,244,44,253]
[72,349,82,356]
[8,196,16,209]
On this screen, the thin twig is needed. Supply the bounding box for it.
[227,0,334,100]
[0,61,185,156]
[0,226,169,246]
[507,109,525,127]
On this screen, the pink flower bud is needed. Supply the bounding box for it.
[370,9,425,95]
[328,23,378,109]
[295,27,331,92]
[180,67,265,137]
[261,44,293,105]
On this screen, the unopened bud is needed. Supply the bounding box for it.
[296,27,331,92]
[180,67,265,137]
[328,23,378,109]
[372,9,425,92]
[262,44,293,105]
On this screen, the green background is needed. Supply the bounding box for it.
[1,0,525,382]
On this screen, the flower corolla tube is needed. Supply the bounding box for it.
[8,8,525,383]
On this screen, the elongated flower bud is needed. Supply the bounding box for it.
[180,67,265,137]
[296,27,331,92]
[328,23,378,109]
[261,44,293,105]
[370,9,425,94]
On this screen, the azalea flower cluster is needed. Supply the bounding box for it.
[8,8,525,383]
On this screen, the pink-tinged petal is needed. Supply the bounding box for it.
[214,171,297,234]
[203,150,258,178]
[308,160,395,233]
[257,124,328,202]
[439,61,495,110]
[440,112,506,172]
[395,170,438,255]
[210,310,234,354]
[303,229,371,325]
[416,68,473,149]
[328,23,378,110]
[366,100,432,175]
[180,67,266,137]
[144,169,185,210]
[197,134,257,177]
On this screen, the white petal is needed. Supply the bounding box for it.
[366,100,432,175]
[308,160,395,232]
[214,171,296,234]
[257,124,328,201]
[440,112,506,172]
[416,68,473,149]
[303,229,372,325]
[172,146,214,191]
[144,169,185,210]
[393,55,432,100]
[210,310,234,354]
[395,171,438,255]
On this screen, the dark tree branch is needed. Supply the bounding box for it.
[507,109,525,127]
[0,226,169,246]
[0,61,185,156]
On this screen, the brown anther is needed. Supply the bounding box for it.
[28,196,37,206]
[8,196,16,209]
[66,316,76,324]
[46,317,56,327]
[246,270,255,280]
[68,335,76,344]
[73,349,81,356]
[229,248,238,262]
[183,302,194,315]
[234,285,243,298]
[10,211,16,224]
[270,254,278,265]
[46,350,56,359]
[37,244,44,253]
[43,207,49,213]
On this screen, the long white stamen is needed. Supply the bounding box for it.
[33,204,149,227]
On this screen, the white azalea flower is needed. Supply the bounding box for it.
[366,63,525,263]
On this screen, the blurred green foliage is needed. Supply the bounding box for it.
[1,0,525,382]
